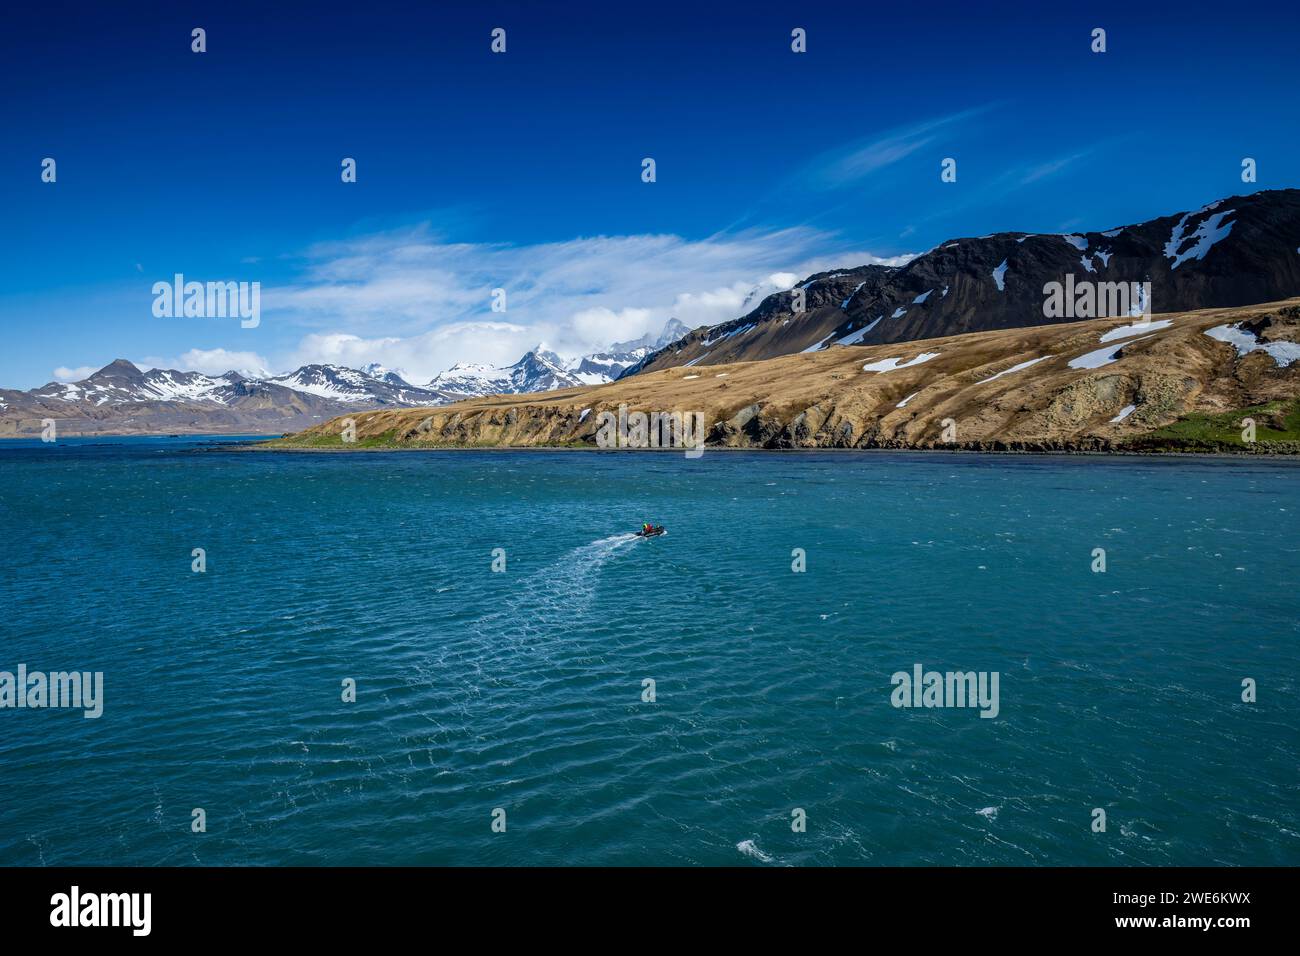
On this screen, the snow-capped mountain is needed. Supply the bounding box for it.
[568,351,639,384]
[425,362,508,397]
[5,318,702,436]
[429,319,693,395]
[24,359,246,407]
[19,359,454,412]
[428,349,585,397]
[360,363,415,387]
[0,360,463,437]
[610,318,691,354]
[267,364,452,406]
[567,319,690,383]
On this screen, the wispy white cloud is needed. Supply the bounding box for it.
[53,365,98,382]
[1018,150,1092,185]
[285,324,529,377]
[176,348,271,377]
[906,144,1111,231]
[262,226,909,382]
[800,106,996,190]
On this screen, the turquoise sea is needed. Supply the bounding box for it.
[1,437,1296,866]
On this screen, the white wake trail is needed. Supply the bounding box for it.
[466,532,644,657]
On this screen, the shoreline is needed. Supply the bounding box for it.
[3,432,1293,459]
[0,432,278,441]
[227,439,1300,460]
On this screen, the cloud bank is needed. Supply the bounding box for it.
[257,225,910,382]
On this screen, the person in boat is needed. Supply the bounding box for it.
[642,523,653,534]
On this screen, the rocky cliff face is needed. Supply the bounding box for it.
[628,189,1300,374]
[270,299,1300,453]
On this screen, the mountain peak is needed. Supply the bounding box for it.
[518,348,565,368]
[658,317,690,343]
[87,359,145,382]
[360,362,412,387]
[608,317,693,354]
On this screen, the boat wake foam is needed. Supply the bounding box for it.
[463,532,642,664]
[736,839,777,864]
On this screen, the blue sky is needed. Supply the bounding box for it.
[2,0,1298,387]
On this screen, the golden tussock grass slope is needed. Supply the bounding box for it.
[271,299,1300,451]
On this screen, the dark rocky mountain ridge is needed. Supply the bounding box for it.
[625,189,1300,375]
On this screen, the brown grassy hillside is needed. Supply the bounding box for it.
[267,299,1300,453]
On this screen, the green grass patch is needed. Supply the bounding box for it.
[264,428,401,449]
[1126,399,1300,452]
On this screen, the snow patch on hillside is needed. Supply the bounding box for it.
[863,352,940,373]
[1068,335,1156,370]
[801,333,835,353]
[976,356,1049,384]
[1204,325,1300,366]
[1164,209,1235,269]
[1100,319,1172,343]
[837,316,884,345]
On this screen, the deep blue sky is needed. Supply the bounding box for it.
[2,0,1298,387]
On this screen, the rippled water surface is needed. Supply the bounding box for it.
[1,438,1297,865]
